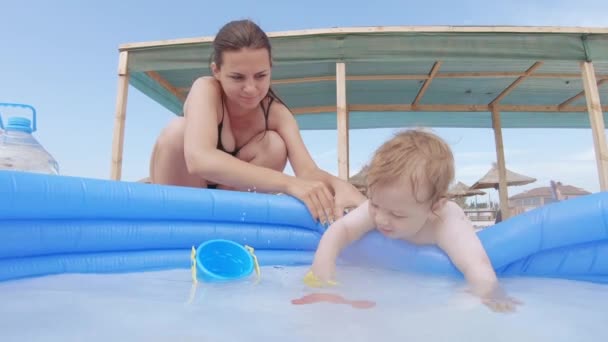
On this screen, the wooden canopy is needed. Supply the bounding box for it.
[111,25,608,220]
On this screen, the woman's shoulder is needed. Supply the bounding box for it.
[183,77,223,117]
[267,94,293,117]
[266,97,295,129]
[190,76,222,94]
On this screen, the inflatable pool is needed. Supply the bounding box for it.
[1,170,607,283]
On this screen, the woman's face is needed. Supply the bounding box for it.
[212,48,272,110]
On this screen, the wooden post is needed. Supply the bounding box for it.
[581,61,608,191]
[336,62,349,180]
[491,106,510,219]
[110,51,130,180]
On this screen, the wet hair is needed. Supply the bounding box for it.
[366,129,455,206]
[209,19,286,123]
[211,19,272,69]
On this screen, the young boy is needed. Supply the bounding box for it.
[309,129,521,313]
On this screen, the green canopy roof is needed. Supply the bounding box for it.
[119,26,608,129]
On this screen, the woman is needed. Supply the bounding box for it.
[150,19,365,224]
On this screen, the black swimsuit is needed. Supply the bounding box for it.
[216,117,241,157]
[208,94,274,189]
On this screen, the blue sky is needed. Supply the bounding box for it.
[1,0,607,203]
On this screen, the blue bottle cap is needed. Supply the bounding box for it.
[0,103,37,132]
[6,117,33,133]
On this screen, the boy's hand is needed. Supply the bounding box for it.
[305,264,338,288]
[481,285,523,313]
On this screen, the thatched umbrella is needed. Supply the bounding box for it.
[448,181,486,198]
[470,163,536,190]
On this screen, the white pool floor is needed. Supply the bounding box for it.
[0,265,607,341]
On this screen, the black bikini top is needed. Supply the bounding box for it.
[216,92,274,156]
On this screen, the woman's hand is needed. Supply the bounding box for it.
[286,178,336,224]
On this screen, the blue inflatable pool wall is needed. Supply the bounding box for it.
[1,170,607,283]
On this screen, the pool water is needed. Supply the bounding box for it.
[0,265,606,341]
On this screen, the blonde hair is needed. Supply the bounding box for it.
[366,129,455,206]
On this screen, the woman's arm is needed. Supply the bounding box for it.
[182,79,335,222]
[183,77,293,193]
[272,103,366,219]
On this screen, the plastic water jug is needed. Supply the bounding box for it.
[0,103,59,175]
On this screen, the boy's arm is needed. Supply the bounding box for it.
[434,202,498,296]
[310,200,376,282]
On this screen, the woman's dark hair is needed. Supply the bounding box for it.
[209,19,286,115]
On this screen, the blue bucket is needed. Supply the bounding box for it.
[195,239,254,282]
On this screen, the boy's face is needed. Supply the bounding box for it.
[367,177,433,240]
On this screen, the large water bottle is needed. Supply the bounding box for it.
[0,103,59,175]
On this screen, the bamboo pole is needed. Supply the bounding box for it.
[110,51,130,180]
[491,106,510,219]
[580,61,608,190]
[336,62,349,180]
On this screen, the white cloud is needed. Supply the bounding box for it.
[512,1,608,27]
[454,154,601,196]
[454,151,496,160]
[454,163,493,184]
[570,148,596,162]
[455,148,530,162]
[504,159,599,193]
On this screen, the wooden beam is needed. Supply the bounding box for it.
[490,61,544,106]
[110,51,130,180]
[291,106,337,114]
[174,73,608,93]
[272,76,335,85]
[558,79,608,109]
[581,61,608,191]
[348,74,427,81]
[436,72,521,78]
[119,26,608,51]
[289,103,608,114]
[533,73,608,79]
[336,62,349,180]
[145,71,186,101]
[491,105,608,112]
[413,61,442,107]
[349,104,605,112]
[491,106,510,220]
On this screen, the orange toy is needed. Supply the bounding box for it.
[291,293,376,309]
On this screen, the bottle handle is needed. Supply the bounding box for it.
[0,103,37,132]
